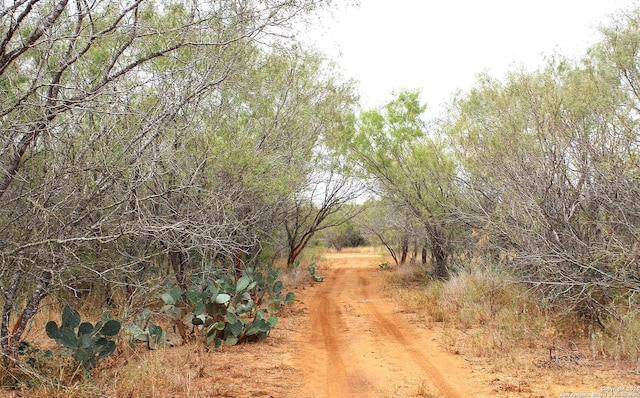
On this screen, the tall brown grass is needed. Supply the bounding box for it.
[382,263,640,368]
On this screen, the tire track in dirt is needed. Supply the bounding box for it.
[356,272,461,398]
[295,250,481,398]
[307,266,373,396]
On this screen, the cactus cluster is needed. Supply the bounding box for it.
[307,262,325,282]
[160,265,295,348]
[125,307,164,349]
[45,304,121,370]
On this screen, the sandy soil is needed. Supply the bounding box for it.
[291,249,489,397]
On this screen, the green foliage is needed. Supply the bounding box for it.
[124,308,165,350]
[0,0,353,361]
[323,219,367,251]
[45,304,121,370]
[447,21,640,318]
[307,262,317,276]
[289,259,301,271]
[307,262,325,282]
[17,341,54,368]
[346,89,459,278]
[379,262,392,270]
[160,264,295,348]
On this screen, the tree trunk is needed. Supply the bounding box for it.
[382,243,399,266]
[400,238,409,265]
[431,241,448,279]
[411,240,418,265]
[169,251,188,298]
[2,269,52,358]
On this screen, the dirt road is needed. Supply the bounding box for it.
[293,249,485,398]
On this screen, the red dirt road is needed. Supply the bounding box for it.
[293,250,487,397]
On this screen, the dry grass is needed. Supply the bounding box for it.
[0,256,313,398]
[278,266,314,290]
[271,246,327,289]
[381,261,640,394]
[6,248,640,397]
[383,265,558,356]
[1,303,303,398]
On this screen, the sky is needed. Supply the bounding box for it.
[305,0,639,116]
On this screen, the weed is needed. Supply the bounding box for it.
[596,308,640,362]
[279,266,314,289]
[415,380,436,397]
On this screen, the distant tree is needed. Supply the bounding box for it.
[282,163,363,266]
[323,216,368,251]
[356,200,415,266]
[344,90,461,277]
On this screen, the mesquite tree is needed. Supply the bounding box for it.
[344,90,461,278]
[0,0,338,358]
[449,9,640,320]
[283,163,363,267]
[357,199,419,266]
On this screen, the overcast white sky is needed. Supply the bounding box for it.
[305,0,638,116]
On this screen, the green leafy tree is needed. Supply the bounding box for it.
[356,199,418,266]
[345,90,461,277]
[322,213,368,252]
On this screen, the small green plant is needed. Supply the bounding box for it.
[307,262,316,275]
[379,262,392,270]
[160,264,295,348]
[18,340,54,368]
[289,259,301,271]
[45,304,121,370]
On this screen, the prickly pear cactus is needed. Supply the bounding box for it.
[160,263,296,348]
[307,262,324,282]
[46,304,121,369]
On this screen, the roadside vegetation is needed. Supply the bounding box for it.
[382,262,640,385]
[3,0,640,396]
[346,6,640,381]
